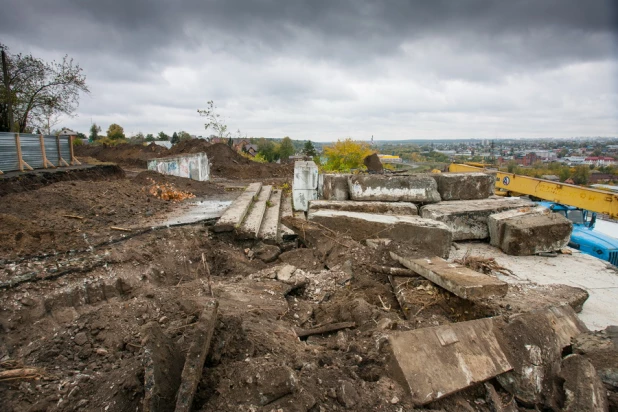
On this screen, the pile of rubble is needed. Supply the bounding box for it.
[1,164,616,411]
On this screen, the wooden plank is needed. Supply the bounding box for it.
[39,134,55,168]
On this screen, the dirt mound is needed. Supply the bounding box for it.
[166,138,211,155]
[76,142,166,168]
[132,170,224,197]
[78,141,293,180]
[203,143,293,179]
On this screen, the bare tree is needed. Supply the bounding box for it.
[0,43,89,133]
[197,100,230,138]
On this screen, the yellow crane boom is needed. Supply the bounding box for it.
[448,163,618,218]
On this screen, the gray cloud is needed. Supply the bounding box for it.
[1,0,616,139]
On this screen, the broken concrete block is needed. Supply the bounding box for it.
[258,189,282,244]
[322,174,350,200]
[309,210,452,258]
[391,254,508,300]
[236,185,273,239]
[558,354,609,412]
[494,305,588,407]
[499,213,572,255]
[572,326,618,398]
[431,172,495,200]
[213,182,262,232]
[348,174,441,203]
[175,299,218,412]
[488,206,549,248]
[388,318,512,405]
[308,200,418,217]
[142,322,184,412]
[252,243,281,263]
[484,382,519,412]
[420,197,534,240]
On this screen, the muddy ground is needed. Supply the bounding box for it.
[0,153,612,411]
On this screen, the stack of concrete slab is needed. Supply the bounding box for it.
[488,206,573,255]
[213,183,297,245]
[420,197,534,240]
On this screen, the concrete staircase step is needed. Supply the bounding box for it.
[213,182,262,232]
[236,185,273,239]
[258,189,282,244]
[279,194,297,243]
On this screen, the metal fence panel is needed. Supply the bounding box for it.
[20,133,45,169]
[0,132,19,172]
[0,132,74,172]
[59,136,71,164]
[44,136,60,166]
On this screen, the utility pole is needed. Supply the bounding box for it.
[1,47,14,132]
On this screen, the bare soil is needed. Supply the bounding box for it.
[76,141,293,179]
[0,168,603,411]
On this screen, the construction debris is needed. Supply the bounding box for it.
[388,318,513,405]
[489,207,573,255]
[420,197,534,240]
[430,172,495,200]
[1,157,614,412]
[391,254,509,300]
[309,210,453,258]
[308,199,418,216]
[348,174,441,202]
[175,300,219,412]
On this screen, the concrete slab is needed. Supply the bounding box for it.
[421,197,534,240]
[494,306,588,406]
[142,322,184,412]
[322,174,350,200]
[309,210,452,258]
[293,188,317,211]
[236,185,273,239]
[348,174,441,203]
[391,254,508,300]
[175,300,218,412]
[388,318,512,405]
[278,195,297,243]
[258,189,282,244]
[308,200,418,217]
[497,212,572,255]
[213,182,262,232]
[450,242,618,330]
[488,206,549,248]
[431,172,495,200]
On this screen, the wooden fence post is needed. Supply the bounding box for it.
[15,133,33,172]
[39,134,55,168]
[69,135,81,165]
[56,135,69,167]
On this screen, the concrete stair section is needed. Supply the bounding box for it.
[258,189,282,244]
[236,185,273,239]
[213,182,262,232]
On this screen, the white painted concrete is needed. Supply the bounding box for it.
[147,152,210,181]
[450,242,618,330]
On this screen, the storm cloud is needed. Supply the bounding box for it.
[1,0,616,139]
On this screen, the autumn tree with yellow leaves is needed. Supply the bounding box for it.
[323,138,373,172]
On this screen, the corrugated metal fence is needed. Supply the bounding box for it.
[0,132,79,173]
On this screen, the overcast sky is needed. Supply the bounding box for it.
[1,0,617,141]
